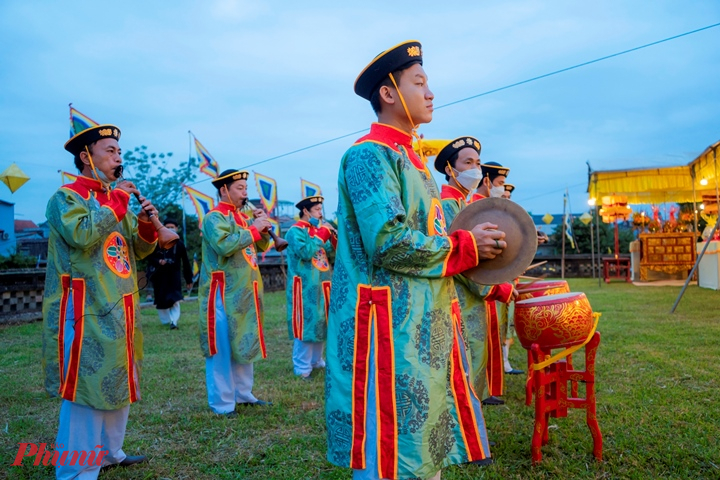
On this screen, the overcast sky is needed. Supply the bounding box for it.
[1,0,719,224]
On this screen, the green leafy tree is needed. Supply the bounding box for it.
[121,146,199,213]
[550,213,635,255]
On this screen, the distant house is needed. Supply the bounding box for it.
[0,200,16,256]
[15,219,48,262]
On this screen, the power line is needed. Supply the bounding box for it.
[186,21,720,185]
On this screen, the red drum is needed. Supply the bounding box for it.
[514,292,594,350]
[516,283,571,301]
[517,280,569,292]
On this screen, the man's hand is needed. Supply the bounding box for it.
[470,222,507,260]
[116,180,140,197]
[511,287,519,301]
[252,208,267,220]
[136,196,157,222]
[252,217,272,233]
[537,230,549,245]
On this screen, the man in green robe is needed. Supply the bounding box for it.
[285,195,337,378]
[433,138,515,401]
[198,169,273,415]
[43,124,158,478]
[325,40,509,480]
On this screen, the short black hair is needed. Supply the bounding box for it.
[443,152,460,181]
[368,62,420,115]
[73,141,97,172]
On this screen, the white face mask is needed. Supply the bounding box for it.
[489,185,506,198]
[453,167,483,192]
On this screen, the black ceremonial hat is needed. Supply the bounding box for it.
[212,169,249,189]
[354,40,423,101]
[504,184,515,193]
[296,195,324,211]
[433,136,481,174]
[64,125,121,156]
[481,161,510,181]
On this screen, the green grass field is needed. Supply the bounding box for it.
[2,279,719,479]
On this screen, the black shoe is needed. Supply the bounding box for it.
[488,440,496,447]
[119,455,147,466]
[505,368,524,375]
[170,324,178,330]
[481,396,505,406]
[238,399,273,407]
[472,457,494,466]
[217,411,238,418]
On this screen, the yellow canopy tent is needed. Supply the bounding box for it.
[588,140,720,205]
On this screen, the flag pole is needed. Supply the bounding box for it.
[181,186,187,246]
[561,192,567,279]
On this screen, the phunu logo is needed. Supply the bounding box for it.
[11,443,109,467]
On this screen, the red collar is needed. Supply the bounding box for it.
[471,192,488,203]
[214,201,240,215]
[294,220,312,228]
[441,184,468,205]
[355,123,425,170]
[72,175,106,192]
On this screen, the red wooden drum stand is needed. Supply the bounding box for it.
[527,332,602,464]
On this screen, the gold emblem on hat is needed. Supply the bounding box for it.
[113,129,119,138]
[499,169,509,176]
[407,46,421,57]
[474,140,480,150]
[452,139,466,149]
[99,128,112,136]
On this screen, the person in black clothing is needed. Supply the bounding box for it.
[147,218,193,329]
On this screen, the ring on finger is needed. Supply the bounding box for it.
[494,239,500,249]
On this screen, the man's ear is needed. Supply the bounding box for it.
[79,150,91,166]
[378,84,396,107]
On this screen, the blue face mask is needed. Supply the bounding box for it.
[308,217,320,227]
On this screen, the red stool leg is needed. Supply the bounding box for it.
[530,344,546,464]
[585,332,603,461]
[566,354,579,397]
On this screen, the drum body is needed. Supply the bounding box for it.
[514,292,594,349]
[516,283,571,301]
[517,280,569,292]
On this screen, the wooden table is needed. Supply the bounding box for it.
[639,232,696,281]
[602,256,631,283]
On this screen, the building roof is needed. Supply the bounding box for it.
[15,220,39,232]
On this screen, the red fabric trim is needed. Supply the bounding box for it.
[61,278,86,401]
[315,226,331,243]
[100,189,130,222]
[253,281,267,359]
[123,294,138,403]
[350,285,373,470]
[292,276,302,339]
[137,219,158,244]
[450,304,486,461]
[470,193,487,203]
[374,287,398,479]
[485,301,504,397]
[487,283,513,304]
[248,225,262,242]
[322,281,332,323]
[444,230,479,277]
[441,184,468,205]
[57,275,71,389]
[207,271,225,356]
[61,182,91,200]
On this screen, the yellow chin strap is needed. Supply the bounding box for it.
[84,146,111,191]
[388,72,427,166]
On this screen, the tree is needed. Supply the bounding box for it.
[121,146,199,214]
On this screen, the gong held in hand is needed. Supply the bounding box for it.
[448,197,538,285]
